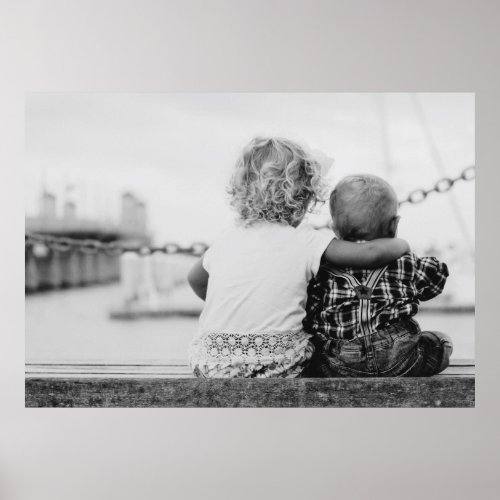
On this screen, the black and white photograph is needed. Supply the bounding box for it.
[24,92,475,407]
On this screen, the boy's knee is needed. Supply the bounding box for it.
[422,330,453,353]
[420,330,453,375]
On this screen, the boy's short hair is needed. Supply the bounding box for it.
[330,174,398,241]
[228,137,329,227]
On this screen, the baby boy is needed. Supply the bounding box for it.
[303,174,453,377]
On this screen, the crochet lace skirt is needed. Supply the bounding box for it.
[189,330,314,378]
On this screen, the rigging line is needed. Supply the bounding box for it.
[410,93,474,255]
[376,94,394,183]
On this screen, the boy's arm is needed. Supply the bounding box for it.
[322,238,410,269]
[414,256,449,301]
[187,258,209,301]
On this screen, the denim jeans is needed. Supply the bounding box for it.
[305,317,453,377]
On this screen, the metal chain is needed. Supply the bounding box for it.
[399,165,475,206]
[25,233,209,257]
[25,166,475,255]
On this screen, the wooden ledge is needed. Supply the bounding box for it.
[25,363,475,408]
[25,359,475,379]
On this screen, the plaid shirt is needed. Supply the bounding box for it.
[303,252,449,340]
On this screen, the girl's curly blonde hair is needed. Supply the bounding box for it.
[227,137,329,227]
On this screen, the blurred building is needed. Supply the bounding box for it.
[25,189,150,293]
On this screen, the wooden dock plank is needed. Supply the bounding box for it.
[25,376,475,408]
[25,359,475,379]
[25,363,193,378]
[25,358,475,408]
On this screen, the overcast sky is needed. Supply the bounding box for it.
[25,93,474,253]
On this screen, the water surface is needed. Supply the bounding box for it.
[26,284,474,364]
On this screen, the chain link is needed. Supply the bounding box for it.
[25,233,209,257]
[460,165,476,181]
[406,189,429,204]
[399,165,475,206]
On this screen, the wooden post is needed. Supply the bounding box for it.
[60,250,81,287]
[120,252,140,303]
[80,252,97,285]
[152,252,179,294]
[48,250,63,288]
[95,253,108,283]
[36,252,52,289]
[25,249,40,292]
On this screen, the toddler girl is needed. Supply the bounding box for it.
[187,137,409,378]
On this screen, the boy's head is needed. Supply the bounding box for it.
[329,174,399,241]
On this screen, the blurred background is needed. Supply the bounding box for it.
[25,93,475,372]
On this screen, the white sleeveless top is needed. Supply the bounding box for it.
[189,222,333,371]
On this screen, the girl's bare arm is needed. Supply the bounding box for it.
[323,238,410,269]
[187,258,209,300]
